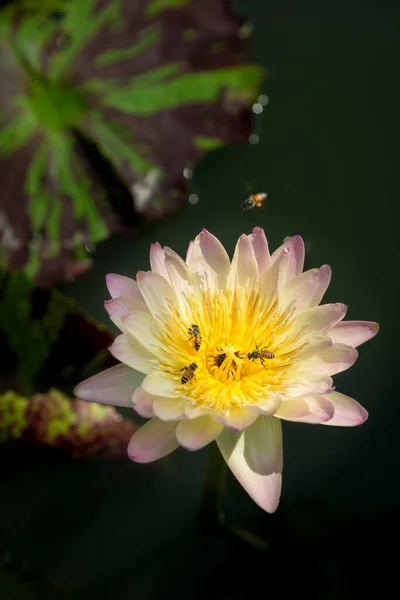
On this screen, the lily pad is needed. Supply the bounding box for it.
[0,0,264,285]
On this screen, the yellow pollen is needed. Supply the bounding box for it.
[154,284,308,416]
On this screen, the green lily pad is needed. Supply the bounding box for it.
[0,0,263,285]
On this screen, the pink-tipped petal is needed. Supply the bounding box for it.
[176,416,223,450]
[188,230,230,289]
[274,395,334,423]
[271,235,305,280]
[149,242,169,281]
[132,387,157,418]
[217,416,283,513]
[128,419,179,463]
[106,273,142,300]
[228,234,259,287]
[142,370,180,398]
[259,250,289,300]
[247,226,271,276]
[293,303,348,336]
[136,271,176,318]
[104,297,148,330]
[164,247,190,301]
[296,343,358,377]
[319,391,368,426]
[284,265,332,311]
[185,240,194,264]
[74,364,144,407]
[122,312,160,353]
[329,320,379,348]
[109,334,156,374]
[152,397,187,420]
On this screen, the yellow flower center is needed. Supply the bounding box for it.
[155,284,306,415]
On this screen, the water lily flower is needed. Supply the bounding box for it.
[75,228,378,513]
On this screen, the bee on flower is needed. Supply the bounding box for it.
[75,227,378,513]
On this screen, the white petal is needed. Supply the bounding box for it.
[74,364,144,406]
[247,226,271,276]
[104,297,148,330]
[228,234,258,288]
[152,397,187,420]
[132,387,157,417]
[128,419,179,463]
[176,416,223,450]
[328,320,379,348]
[187,229,230,290]
[215,407,259,432]
[271,235,305,280]
[293,303,347,336]
[164,247,190,303]
[122,311,160,353]
[109,334,156,374]
[106,273,142,300]
[142,370,180,398]
[259,250,289,301]
[136,271,177,319]
[149,242,169,281]
[283,265,331,311]
[295,343,358,377]
[285,376,333,397]
[274,395,334,423]
[217,416,283,513]
[185,240,194,264]
[320,391,368,426]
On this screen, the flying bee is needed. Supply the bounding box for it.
[242,192,267,212]
[187,324,202,351]
[178,362,198,384]
[248,344,275,369]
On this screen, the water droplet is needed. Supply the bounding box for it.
[258,94,269,106]
[85,243,96,254]
[183,167,193,179]
[252,103,263,115]
[239,21,254,38]
[248,133,259,144]
[188,194,199,204]
[114,413,123,423]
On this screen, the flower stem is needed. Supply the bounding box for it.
[200,443,227,527]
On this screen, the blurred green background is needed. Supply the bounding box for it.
[1,0,398,598]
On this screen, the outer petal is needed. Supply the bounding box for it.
[136,271,176,318]
[132,387,157,418]
[228,234,258,288]
[283,265,332,311]
[285,376,333,398]
[109,334,156,374]
[328,320,379,348]
[149,242,170,281]
[295,343,358,377]
[217,416,283,513]
[271,235,305,281]
[105,297,148,330]
[176,416,223,450]
[185,240,194,264]
[106,273,142,300]
[320,391,368,426]
[187,229,230,289]
[128,419,179,463]
[74,364,144,406]
[293,303,348,336]
[274,395,334,423]
[122,312,160,353]
[153,397,187,420]
[247,226,271,276]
